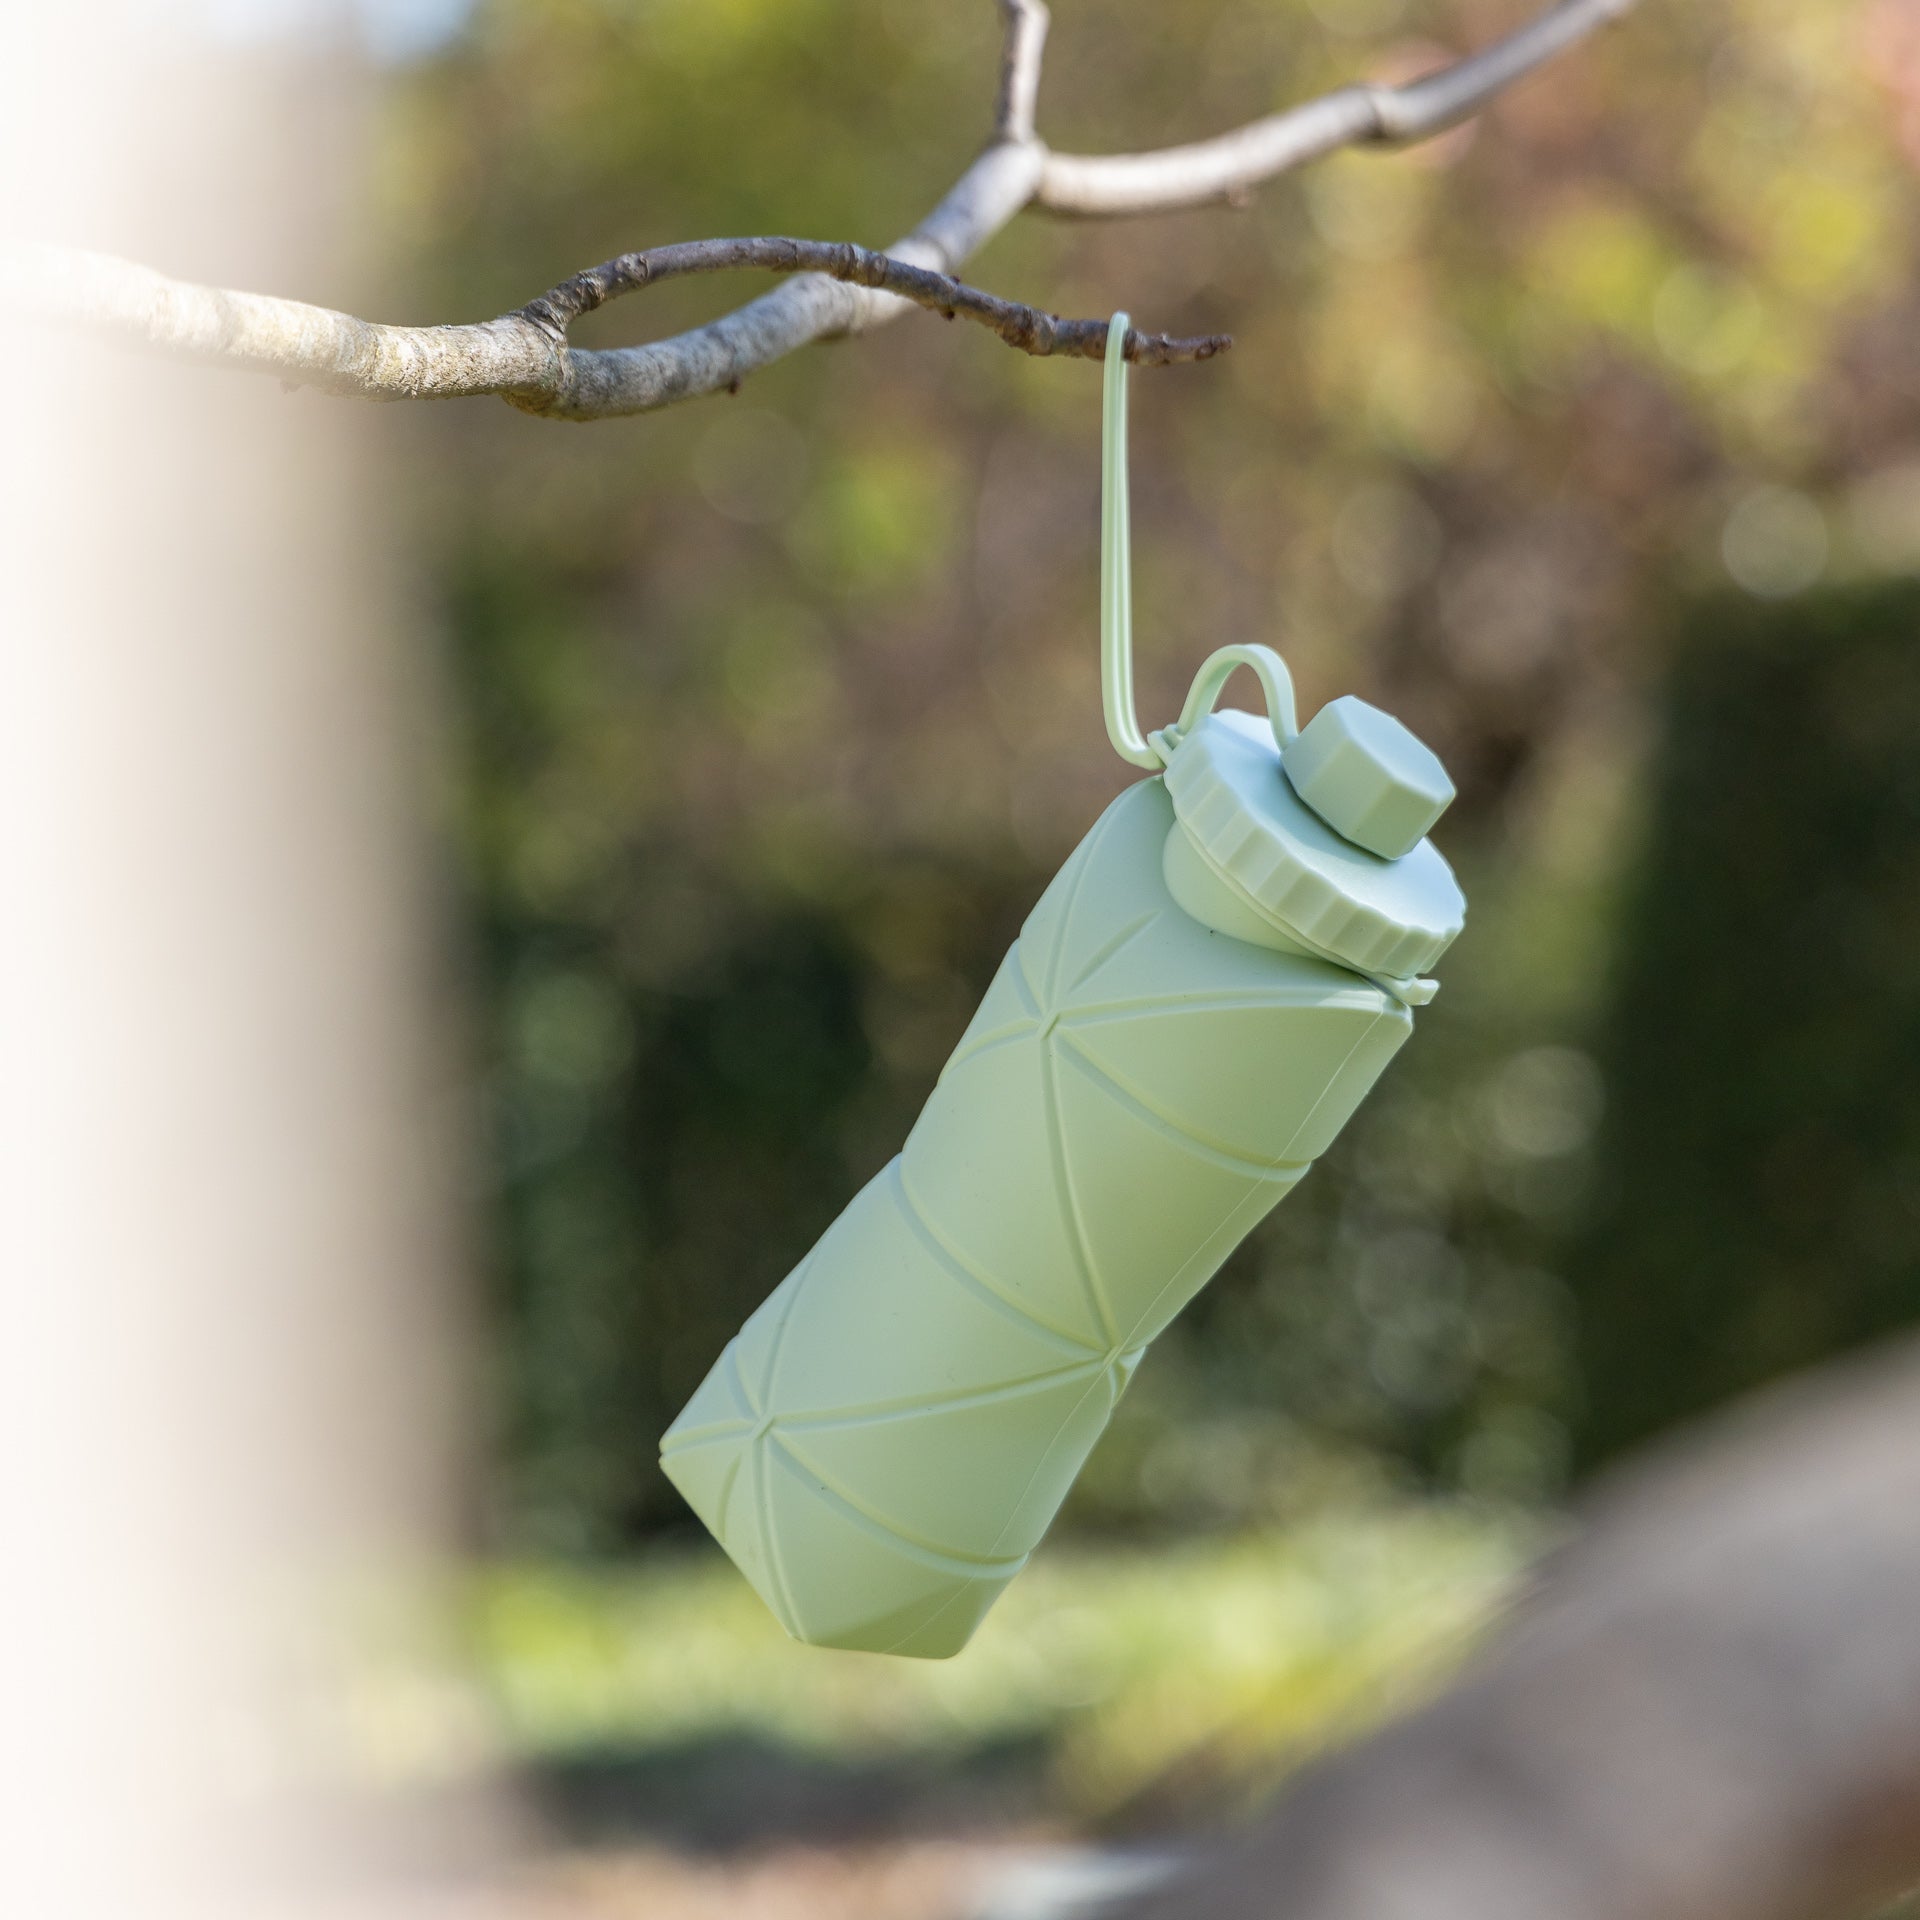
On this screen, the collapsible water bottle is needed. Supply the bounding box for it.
[661,319,1466,1657]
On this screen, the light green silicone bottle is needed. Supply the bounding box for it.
[660,320,1467,1658]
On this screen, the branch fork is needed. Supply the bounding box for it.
[12,0,1637,419]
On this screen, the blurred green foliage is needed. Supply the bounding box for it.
[369,0,1920,1546]
[467,1502,1527,1823]
[1574,581,1920,1466]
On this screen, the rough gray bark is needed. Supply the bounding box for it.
[19,230,1227,417]
[1114,1337,1920,1920]
[11,0,1638,420]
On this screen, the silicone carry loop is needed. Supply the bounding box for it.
[1100,312,1299,771]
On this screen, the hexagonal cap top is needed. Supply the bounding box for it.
[1282,696,1455,861]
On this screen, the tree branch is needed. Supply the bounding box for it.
[995,0,1050,145]
[12,0,1636,419]
[21,236,1225,421]
[1113,1336,1920,1920]
[527,235,1225,367]
[1036,0,1638,216]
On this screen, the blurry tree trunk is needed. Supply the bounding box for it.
[2,11,475,1914]
[1118,1335,1920,1920]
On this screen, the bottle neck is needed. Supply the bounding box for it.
[1161,819,1314,959]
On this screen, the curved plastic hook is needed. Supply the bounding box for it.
[1100,314,1300,772]
[1100,312,1162,771]
[1162,643,1300,755]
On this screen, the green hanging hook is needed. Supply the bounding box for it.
[1101,312,1161,771]
[1099,311,1302,772]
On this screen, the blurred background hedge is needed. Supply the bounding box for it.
[1574,579,1920,1466]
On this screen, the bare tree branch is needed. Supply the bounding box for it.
[528,235,1225,366]
[12,0,1637,419]
[995,0,1051,144]
[557,136,1051,418]
[1036,0,1638,216]
[21,236,1225,421]
[1113,1336,1920,1920]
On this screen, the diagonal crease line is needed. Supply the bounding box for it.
[659,1414,756,1456]
[759,1247,813,1409]
[773,1353,1108,1431]
[1016,864,1067,1009]
[986,1365,1116,1558]
[1275,1006,1400,1164]
[1066,908,1160,996]
[662,1342,761,1450]
[940,1013,1040,1078]
[1043,796,1127,1009]
[1062,983,1386,1026]
[1113,1181,1288,1351]
[1090,1017,1395,1352]
[1043,1032,1121,1348]
[1052,1027,1314,1178]
[765,1437,1030,1577]
[937,945,1047,1072]
[873,1581,976,1659]
[1015,931,1049,1015]
[943,947,1044,1078]
[1003,940,1043,1019]
[729,1340,762,1420]
[752,1443,805,1640]
[893,1158,1106,1355]
[712,1453,744,1537]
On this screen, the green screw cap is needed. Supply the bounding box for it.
[1282,695,1455,860]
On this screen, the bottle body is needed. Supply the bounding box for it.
[660,776,1412,1658]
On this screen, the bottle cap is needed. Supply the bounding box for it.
[1163,708,1465,983]
[1282,695,1454,860]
